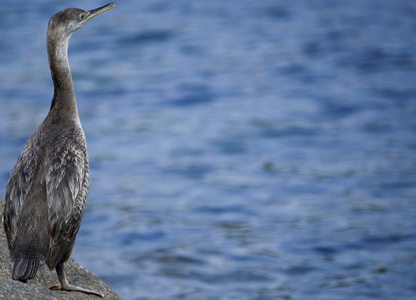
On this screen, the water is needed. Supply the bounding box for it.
[1,1,416,299]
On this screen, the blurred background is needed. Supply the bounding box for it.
[1,0,416,299]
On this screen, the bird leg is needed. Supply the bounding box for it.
[50,263,104,298]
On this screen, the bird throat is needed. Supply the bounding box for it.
[47,30,78,118]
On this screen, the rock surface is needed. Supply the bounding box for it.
[0,201,122,300]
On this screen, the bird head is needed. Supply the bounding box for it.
[48,3,116,38]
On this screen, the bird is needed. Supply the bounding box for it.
[3,3,116,297]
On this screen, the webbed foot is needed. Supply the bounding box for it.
[50,262,103,298]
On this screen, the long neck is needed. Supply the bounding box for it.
[47,29,79,119]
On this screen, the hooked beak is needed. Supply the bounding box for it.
[82,3,117,24]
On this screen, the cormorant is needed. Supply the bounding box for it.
[4,3,116,297]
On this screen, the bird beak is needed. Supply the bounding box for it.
[83,3,116,24]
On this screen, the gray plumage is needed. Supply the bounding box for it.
[4,3,116,297]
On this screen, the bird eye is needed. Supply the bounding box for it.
[79,13,85,20]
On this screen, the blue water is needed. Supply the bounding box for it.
[1,1,416,299]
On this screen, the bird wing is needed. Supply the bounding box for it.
[4,136,39,252]
[46,137,89,268]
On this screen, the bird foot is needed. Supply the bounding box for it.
[50,283,104,298]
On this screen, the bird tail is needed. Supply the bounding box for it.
[12,258,39,282]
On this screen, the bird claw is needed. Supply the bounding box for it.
[50,283,104,298]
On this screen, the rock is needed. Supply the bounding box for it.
[0,201,122,300]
